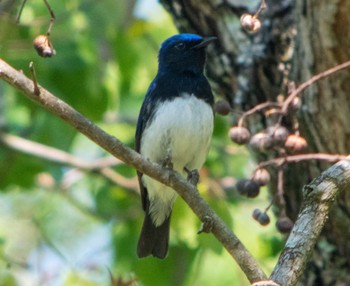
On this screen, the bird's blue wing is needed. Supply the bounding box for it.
[135,79,158,211]
[135,80,158,152]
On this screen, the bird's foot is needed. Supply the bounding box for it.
[162,155,173,170]
[197,216,213,234]
[184,167,199,186]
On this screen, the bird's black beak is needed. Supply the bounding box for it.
[192,36,217,49]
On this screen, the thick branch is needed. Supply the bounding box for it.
[0,59,266,282]
[270,158,350,285]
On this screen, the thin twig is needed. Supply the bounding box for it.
[264,198,274,213]
[16,0,27,24]
[29,61,40,95]
[238,101,281,127]
[99,168,138,190]
[276,168,285,211]
[253,0,266,18]
[280,60,350,116]
[43,0,56,36]
[0,132,119,170]
[237,60,350,128]
[258,153,349,169]
[0,132,138,191]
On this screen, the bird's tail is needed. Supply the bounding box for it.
[137,212,171,259]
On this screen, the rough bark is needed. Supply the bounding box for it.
[160,0,350,284]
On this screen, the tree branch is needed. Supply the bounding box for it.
[0,132,138,191]
[0,132,120,170]
[0,58,267,282]
[280,60,350,115]
[270,157,350,285]
[258,153,349,168]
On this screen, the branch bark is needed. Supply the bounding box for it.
[0,58,267,283]
[0,132,121,170]
[270,158,350,285]
[0,132,138,190]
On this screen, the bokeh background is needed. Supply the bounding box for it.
[0,1,283,285]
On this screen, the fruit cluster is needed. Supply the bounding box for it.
[214,97,310,233]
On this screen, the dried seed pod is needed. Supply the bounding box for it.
[236,179,249,196]
[257,212,270,226]
[33,35,56,57]
[214,100,231,116]
[252,168,271,186]
[252,208,262,220]
[240,13,262,33]
[276,216,294,233]
[285,134,308,153]
[267,126,289,146]
[229,126,251,145]
[236,179,260,198]
[252,209,270,225]
[249,132,274,152]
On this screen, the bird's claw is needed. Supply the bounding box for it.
[184,167,199,186]
[162,155,173,170]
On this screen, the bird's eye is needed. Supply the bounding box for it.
[174,42,185,50]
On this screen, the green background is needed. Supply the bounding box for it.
[0,1,282,285]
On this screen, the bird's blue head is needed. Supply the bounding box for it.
[158,34,216,74]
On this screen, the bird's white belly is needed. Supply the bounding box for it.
[140,93,214,226]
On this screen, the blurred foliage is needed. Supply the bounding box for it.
[0,0,283,285]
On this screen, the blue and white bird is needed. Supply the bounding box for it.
[135,34,216,259]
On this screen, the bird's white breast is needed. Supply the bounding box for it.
[140,93,213,226]
[141,93,213,171]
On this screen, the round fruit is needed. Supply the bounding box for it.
[229,126,251,145]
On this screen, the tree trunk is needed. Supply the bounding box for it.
[160,0,350,284]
